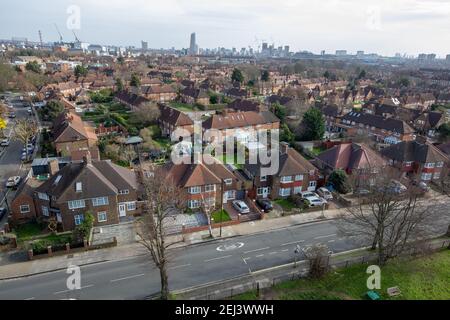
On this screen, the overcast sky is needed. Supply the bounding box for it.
[1,0,449,57]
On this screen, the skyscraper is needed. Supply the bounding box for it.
[189,32,197,55]
[141,41,148,51]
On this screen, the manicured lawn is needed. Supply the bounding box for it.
[234,250,450,300]
[274,199,296,211]
[170,102,196,112]
[311,146,326,156]
[211,210,231,223]
[215,154,244,169]
[13,222,45,241]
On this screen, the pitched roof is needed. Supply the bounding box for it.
[53,111,95,143]
[381,141,450,164]
[342,111,414,134]
[158,104,193,127]
[317,143,387,171]
[202,110,279,130]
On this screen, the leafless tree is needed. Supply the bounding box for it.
[336,170,437,266]
[200,192,215,238]
[13,119,38,161]
[135,101,160,125]
[303,243,330,278]
[135,168,186,300]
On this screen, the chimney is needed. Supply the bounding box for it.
[83,151,92,165]
[280,141,289,154]
[48,159,59,176]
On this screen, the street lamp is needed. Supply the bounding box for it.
[220,179,224,238]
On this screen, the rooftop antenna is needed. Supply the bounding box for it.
[54,23,63,43]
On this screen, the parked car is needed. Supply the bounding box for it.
[386,180,408,194]
[22,145,34,153]
[304,196,327,207]
[317,187,333,200]
[300,191,320,199]
[0,207,7,219]
[256,199,273,212]
[6,176,21,188]
[412,181,430,193]
[232,200,250,214]
[27,107,33,115]
[0,139,10,147]
[8,112,16,118]
[354,188,371,196]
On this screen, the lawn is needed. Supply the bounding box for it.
[13,222,45,241]
[215,154,244,169]
[211,209,231,223]
[274,199,296,211]
[170,102,196,112]
[154,137,171,150]
[311,146,326,156]
[234,250,450,300]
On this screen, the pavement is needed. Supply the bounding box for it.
[0,196,448,300]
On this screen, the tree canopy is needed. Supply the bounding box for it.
[299,108,325,141]
[231,68,244,84]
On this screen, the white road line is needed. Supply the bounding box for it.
[110,273,145,283]
[281,249,289,252]
[268,252,278,255]
[24,297,35,300]
[328,239,336,243]
[255,254,265,258]
[204,255,232,262]
[280,240,305,246]
[53,285,94,295]
[168,264,191,270]
[314,234,337,240]
[243,247,270,254]
[242,257,248,265]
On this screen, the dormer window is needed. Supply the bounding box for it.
[76,182,82,192]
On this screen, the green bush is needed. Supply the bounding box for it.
[328,169,352,194]
[72,212,94,242]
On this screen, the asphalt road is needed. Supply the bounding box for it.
[1,204,449,300]
[0,96,33,227]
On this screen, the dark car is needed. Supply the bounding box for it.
[256,199,273,212]
[0,207,7,220]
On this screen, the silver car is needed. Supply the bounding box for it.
[232,200,250,214]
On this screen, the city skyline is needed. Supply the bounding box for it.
[1,0,450,57]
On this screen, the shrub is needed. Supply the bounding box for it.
[328,169,352,194]
[72,212,95,242]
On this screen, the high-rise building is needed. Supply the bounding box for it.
[284,46,290,53]
[357,50,364,57]
[446,54,450,61]
[321,50,326,56]
[189,32,197,55]
[336,50,347,56]
[141,41,148,51]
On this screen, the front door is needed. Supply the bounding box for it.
[118,204,126,217]
[262,187,270,199]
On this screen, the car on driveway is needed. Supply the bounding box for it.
[386,180,408,194]
[300,191,320,199]
[304,196,327,207]
[256,199,273,212]
[317,187,333,200]
[232,200,250,214]
[8,112,16,118]
[6,176,21,188]
[27,107,33,115]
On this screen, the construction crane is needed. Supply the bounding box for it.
[54,24,63,43]
[38,30,43,47]
[72,30,80,42]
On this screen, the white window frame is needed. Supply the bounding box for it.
[126,202,136,211]
[92,197,109,207]
[119,189,130,195]
[68,199,86,210]
[424,162,435,169]
[188,200,201,209]
[74,214,84,226]
[433,171,441,180]
[38,192,49,201]
[188,186,201,194]
[293,186,302,194]
[404,161,413,167]
[421,172,432,181]
[75,182,82,192]
[436,162,444,168]
[309,181,317,188]
[41,206,49,217]
[20,205,30,214]
[260,175,267,182]
[205,184,216,192]
[295,175,303,181]
[224,178,232,185]
[97,211,107,222]
[280,176,293,183]
[279,188,291,197]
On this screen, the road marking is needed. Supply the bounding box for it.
[242,257,249,265]
[281,249,289,252]
[204,255,232,262]
[24,297,35,300]
[314,234,337,240]
[255,254,264,258]
[268,251,278,255]
[168,264,191,270]
[243,247,270,254]
[280,240,305,246]
[53,285,94,295]
[110,273,145,283]
[328,239,336,243]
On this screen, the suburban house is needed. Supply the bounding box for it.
[202,109,280,144]
[140,85,177,102]
[381,138,450,183]
[26,155,142,231]
[165,155,245,210]
[10,178,43,225]
[412,111,445,137]
[158,104,194,137]
[53,111,99,158]
[227,99,267,113]
[334,111,416,143]
[179,87,210,106]
[244,143,319,200]
[115,90,149,110]
[315,142,388,188]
